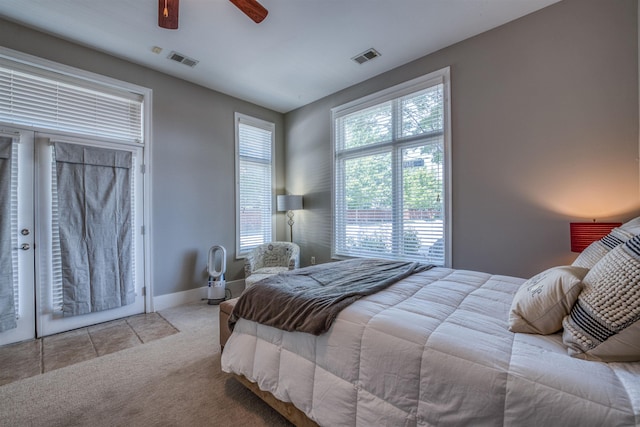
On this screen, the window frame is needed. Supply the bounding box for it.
[331,67,452,266]
[234,112,276,258]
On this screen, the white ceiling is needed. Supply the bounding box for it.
[0,0,560,113]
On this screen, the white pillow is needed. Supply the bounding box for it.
[509,266,588,335]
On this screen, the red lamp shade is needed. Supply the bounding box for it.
[570,222,622,252]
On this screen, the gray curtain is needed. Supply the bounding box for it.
[55,142,135,316]
[0,137,17,331]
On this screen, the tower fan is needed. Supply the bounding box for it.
[207,245,227,305]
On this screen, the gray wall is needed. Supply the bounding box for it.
[1,0,638,296]
[285,0,640,278]
[0,18,286,297]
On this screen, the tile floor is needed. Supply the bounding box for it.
[0,312,178,387]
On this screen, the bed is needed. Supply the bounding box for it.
[221,242,640,426]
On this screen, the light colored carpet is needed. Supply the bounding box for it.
[0,302,291,427]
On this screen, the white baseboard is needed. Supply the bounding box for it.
[152,279,245,312]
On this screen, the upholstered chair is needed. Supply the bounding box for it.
[244,242,300,288]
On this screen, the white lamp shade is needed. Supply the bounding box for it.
[277,195,303,211]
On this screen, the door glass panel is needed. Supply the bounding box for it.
[0,128,35,346]
[0,136,17,332]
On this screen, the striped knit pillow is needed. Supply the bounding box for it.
[571,227,634,269]
[562,234,640,362]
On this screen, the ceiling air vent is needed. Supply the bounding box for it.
[352,48,381,65]
[167,51,199,68]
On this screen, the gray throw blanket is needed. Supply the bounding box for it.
[230,258,433,335]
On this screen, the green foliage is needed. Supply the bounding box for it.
[400,86,444,137]
[402,146,442,212]
[347,228,423,257]
[345,153,392,209]
[341,103,392,149]
[403,228,421,254]
[348,233,389,254]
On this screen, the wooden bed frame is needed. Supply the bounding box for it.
[231,373,318,427]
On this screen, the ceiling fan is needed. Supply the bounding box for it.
[158,0,268,30]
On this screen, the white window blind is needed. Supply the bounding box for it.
[235,114,274,255]
[0,64,143,143]
[333,69,450,266]
[50,146,63,312]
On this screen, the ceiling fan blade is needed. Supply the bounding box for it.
[229,0,268,24]
[158,0,179,29]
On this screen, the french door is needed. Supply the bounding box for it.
[0,126,146,346]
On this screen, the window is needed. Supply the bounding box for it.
[235,113,275,256]
[332,68,451,266]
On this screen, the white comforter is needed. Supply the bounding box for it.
[221,267,640,426]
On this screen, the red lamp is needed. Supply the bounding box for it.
[570,222,622,252]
